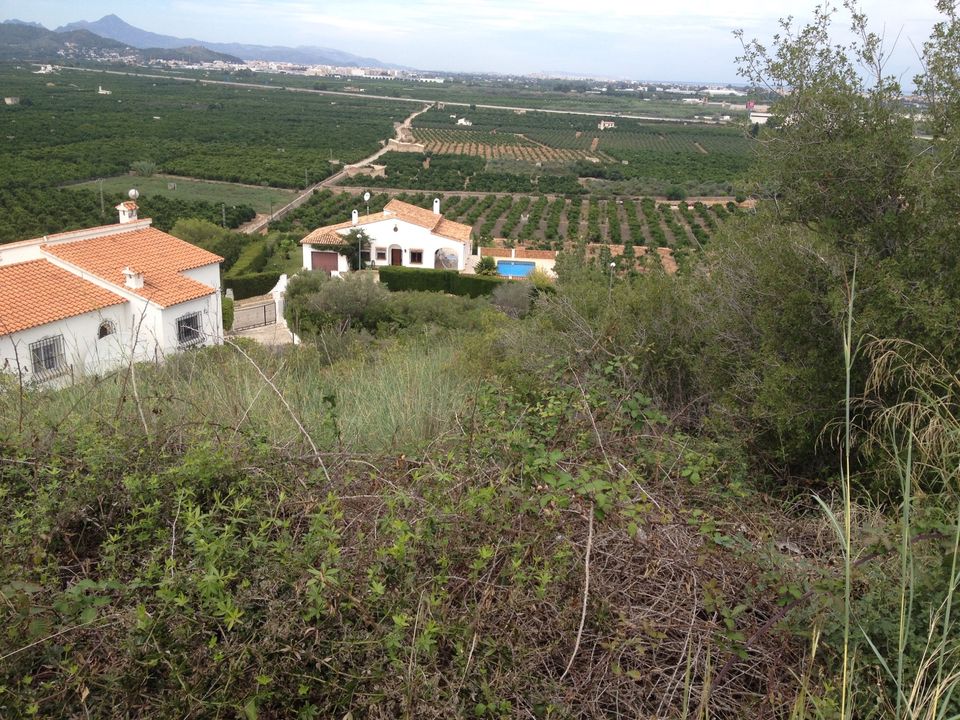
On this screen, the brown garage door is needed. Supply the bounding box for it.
[311,251,339,273]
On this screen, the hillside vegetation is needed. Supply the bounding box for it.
[3,4,960,719]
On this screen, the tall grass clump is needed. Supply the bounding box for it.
[802,276,960,718]
[328,339,468,452]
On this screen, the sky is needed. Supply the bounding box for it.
[0,0,947,83]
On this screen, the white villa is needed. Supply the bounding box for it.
[0,202,224,385]
[301,198,472,275]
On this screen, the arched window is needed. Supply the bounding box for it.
[97,320,115,339]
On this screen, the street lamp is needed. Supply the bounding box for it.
[363,191,370,217]
[608,261,616,301]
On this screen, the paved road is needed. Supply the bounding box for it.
[319,104,431,188]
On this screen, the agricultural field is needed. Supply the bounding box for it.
[356,106,753,196]
[179,66,751,117]
[0,63,406,240]
[71,175,297,215]
[267,188,739,260]
[0,64,401,191]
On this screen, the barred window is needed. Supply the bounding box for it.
[29,335,67,381]
[176,312,203,346]
[410,250,423,264]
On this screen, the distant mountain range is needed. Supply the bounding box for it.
[0,20,242,64]
[55,14,399,68]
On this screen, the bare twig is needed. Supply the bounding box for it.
[560,504,594,683]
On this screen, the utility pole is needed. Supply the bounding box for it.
[221,203,226,228]
[97,178,104,218]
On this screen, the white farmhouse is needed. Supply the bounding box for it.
[0,203,223,385]
[301,198,472,275]
[456,117,473,126]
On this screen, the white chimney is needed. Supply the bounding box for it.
[433,198,441,215]
[116,201,138,224]
[351,209,359,226]
[122,266,144,290]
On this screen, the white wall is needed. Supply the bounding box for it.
[352,219,468,271]
[1,305,133,383]
[157,295,222,355]
[302,245,351,276]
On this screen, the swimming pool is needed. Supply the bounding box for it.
[497,260,536,278]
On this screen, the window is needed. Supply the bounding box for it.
[410,250,423,264]
[29,335,67,381]
[97,320,115,339]
[176,312,203,346]
[375,248,386,261]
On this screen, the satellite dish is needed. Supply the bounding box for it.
[128,188,139,200]
[363,191,370,202]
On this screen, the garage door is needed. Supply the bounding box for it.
[311,251,339,273]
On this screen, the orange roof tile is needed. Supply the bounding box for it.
[43,226,223,308]
[433,217,472,243]
[0,260,126,335]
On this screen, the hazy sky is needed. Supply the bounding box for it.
[0,0,946,82]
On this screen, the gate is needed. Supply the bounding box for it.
[233,300,277,331]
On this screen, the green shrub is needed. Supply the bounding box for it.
[475,256,498,276]
[492,280,534,318]
[221,295,234,331]
[225,271,281,300]
[378,266,456,293]
[450,273,506,297]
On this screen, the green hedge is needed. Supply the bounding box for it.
[221,296,235,331]
[450,273,507,297]
[378,266,507,297]
[226,271,282,300]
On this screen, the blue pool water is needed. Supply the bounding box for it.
[497,260,536,278]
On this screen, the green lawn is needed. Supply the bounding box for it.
[72,175,297,215]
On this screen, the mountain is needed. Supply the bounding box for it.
[2,19,45,28]
[0,23,242,64]
[56,14,399,68]
[0,24,131,61]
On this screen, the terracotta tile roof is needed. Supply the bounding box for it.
[433,217,472,243]
[300,199,472,246]
[43,226,223,308]
[0,260,126,335]
[305,230,348,247]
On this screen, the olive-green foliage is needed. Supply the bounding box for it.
[285,270,497,337]
[311,272,389,330]
[475,255,498,276]
[0,339,812,719]
[377,265,508,297]
[221,295,234,331]
[170,218,247,272]
[378,265,454,293]
[225,271,281,300]
[491,280,534,318]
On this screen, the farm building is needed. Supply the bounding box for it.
[0,202,223,385]
[456,117,473,126]
[301,198,472,275]
[597,120,616,130]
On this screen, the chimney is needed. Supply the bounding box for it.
[433,198,441,215]
[122,266,144,290]
[116,201,138,224]
[351,209,359,226]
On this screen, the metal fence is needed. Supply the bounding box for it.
[233,301,277,331]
